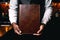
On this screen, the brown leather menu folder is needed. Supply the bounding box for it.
[18,4,40,34]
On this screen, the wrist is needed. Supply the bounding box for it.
[12,22,17,25]
[41,23,45,26]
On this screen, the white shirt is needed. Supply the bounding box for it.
[9,0,52,24]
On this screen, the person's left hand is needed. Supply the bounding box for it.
[33,25,44,36]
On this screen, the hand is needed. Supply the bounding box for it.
[12,23,22,35]
[33,25,44,36]
[37,25,44,33]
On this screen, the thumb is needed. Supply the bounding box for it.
[37,25,44,33]
[37,29,41,34]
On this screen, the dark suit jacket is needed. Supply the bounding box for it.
[18,0,40,4]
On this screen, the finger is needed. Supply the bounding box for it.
[37,30,41,33]
[15,30,22,35]
[33,33,40,35]
[19,30,22,34]
[33,33,42,36]
[16,25,22,34]
[37,28,43,34]
[33,33,41,36]
[17,27,22,34]
[37,26,43,33]
[14,30,21,35]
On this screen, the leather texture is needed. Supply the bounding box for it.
[19,5,40,34]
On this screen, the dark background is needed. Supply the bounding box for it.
[0,0,60,40]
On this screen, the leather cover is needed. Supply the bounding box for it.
[19,4,40,34]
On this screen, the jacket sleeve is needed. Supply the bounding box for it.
[9,0,18,24]
[41,0,52,24]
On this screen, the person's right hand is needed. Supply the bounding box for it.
[12,23,22,35]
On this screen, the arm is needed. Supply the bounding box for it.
[9,0,18,24]
[9,0,22,35]
[34,0,52,36]
[41,0,52,25]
